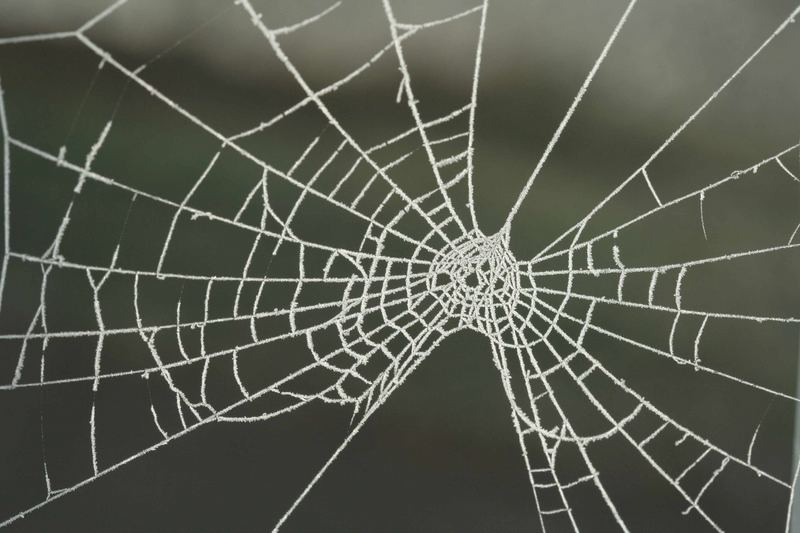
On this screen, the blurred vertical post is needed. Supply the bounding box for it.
[794,332,800,532]
[793,146,800,533]
[795,147,800,533]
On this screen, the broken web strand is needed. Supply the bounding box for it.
[7,66,130,490]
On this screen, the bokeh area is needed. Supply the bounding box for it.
[1,1,799,531]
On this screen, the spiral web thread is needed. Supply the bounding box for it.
[1,0,800,530]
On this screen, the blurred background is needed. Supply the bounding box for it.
[0,0,799,531]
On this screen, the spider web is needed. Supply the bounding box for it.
[1,0,800,530]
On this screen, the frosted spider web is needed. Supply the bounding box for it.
[1,0,800,530]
